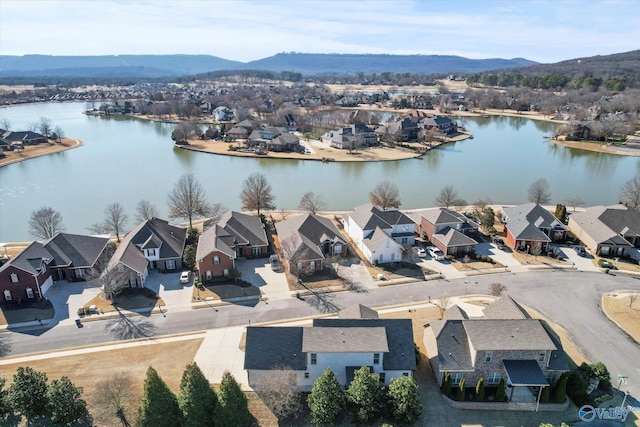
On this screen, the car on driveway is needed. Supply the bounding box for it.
[492,237,505,249]
[413,246,427,258]
[269,254,280,271]
[179,271,191,284]
[426,246,445,261]
[573,246,587,257]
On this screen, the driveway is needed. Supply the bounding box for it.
[558,245,600,272]
[44,279,102,326]
[418,258,465,279]
[144,270,193,312]
[335,258,374,289]
[475,242,525,272]
[236,258,291,301]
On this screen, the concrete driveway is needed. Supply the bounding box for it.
[558,245,600,272]
[418,258,465,279]
[334,258,374,289]
[475,242,525,272]
[236,258,291,301]
[44,279,102,325]
[144,270,194,312]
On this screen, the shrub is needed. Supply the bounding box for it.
[495,379,506,402]
[475,254,482,260]
[590,362,612,391]
[445,255,453,261]
[456,379,465,401]
[540,385,550,403]
[475,378,485,401]
[441,372,452,396]
[554,372,568,403]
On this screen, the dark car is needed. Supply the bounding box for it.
[573,246,587,257]
[492,237,505,249]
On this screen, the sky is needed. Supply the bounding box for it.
[1,0,639,64]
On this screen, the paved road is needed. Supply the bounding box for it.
[2,270,639,403]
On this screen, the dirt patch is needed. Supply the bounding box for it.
[602,292,640,343]
[193,283,261,302]
[510,249,567,266]
[0,299,55,325]
[451,259,503,272]
[82,288,164,315]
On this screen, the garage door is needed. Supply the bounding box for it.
[40,276,54,295]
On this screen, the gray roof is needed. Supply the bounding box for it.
[482,295,530,320]
[362,226,397,252]
[444,304,468,320]
[0,241,51,275]
[313,318,416,371]
[571,205,638,247]
[503,360,549,386]
[503,203,567,241]
[198,211,268,260]
[433,227,477,248]
[420,208,470,226]
[434,320,474,371]
[275,214,345,262]
[244,327,306,370]
[463,319,557,351]
[339,304,379,319]
[347,203,414,233]
[302,327,389,353]
[44,233,109,269]
[196,224,236,261]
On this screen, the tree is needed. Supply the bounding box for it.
[299,191,327,214]
[388,376,422,424]
[137,367,183,427]
[8,366,49,419]
[489,283,508,297]
[182,245,196,270]
[346,366,385,424]
[254,366,301,420]
[540,385,550,403]
[441,372,452,396]
[565,196,585,212]
[435,185,466,208]
[475,377,485,401]
[528,178,552,205]
[178,362,218,427]
[53,126,64,142]
[218,371,250,427]
[621,175,640,210]
[104,202,128,243]
[369,181,401,210]
[554,204,567,224]
[478,207,496,235]
[0,118,11,130]
[135,200,159,223]
[434,296,450,319]
[47,376,88,426]
[38,116,53,138]
[496,378,506,402]
[456,378,466,401]
[91,372,134,427]
[28,206,64,240]
[240,173,275,216]
[554,372,568,403]
[308,368,345,426]
[0,377,12,419]
[168,174,211,229]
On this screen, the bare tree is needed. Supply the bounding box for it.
[435,186,466,208]
[528,178,552,205]
[621,175,640,210]
[0,118,11,130]
[38,116,53,138]
[565,196,585,212]
[28,206,64,240]
[87,222,111,235]
[171,120,202,144]
[299,191,327,214]
[53,125,64,142]
[489,283,508,297]
[278,207,290,221]
[104,202,128,243]
[91,372,134,427]
[629,294,639,310]
[473,198,493,213]
[253,366,302,420]
[168,173,211,229]
[240,173,275,216]
[135,200,159,223]
[369,181,401,210]
[434,296,450,319]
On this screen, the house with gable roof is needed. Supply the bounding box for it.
[502,203,568,253]
[321,123,377,149]
[343,203,415,264]
[103,218,186,288]
[275,213,346,276]
[196,211,269,280]
[410,208,479,256]
[568,204,640,258]
[424,295,569,403]
[244,304,416,391]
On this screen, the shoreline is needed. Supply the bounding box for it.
[0,138,84,168]
[548,138,640,157]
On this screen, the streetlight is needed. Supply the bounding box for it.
[617,374,628,391]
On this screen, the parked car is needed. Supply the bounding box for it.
[573,246,587,257]
[269,254,280,271]
[492,237,505,249]
[427,246,445,261]
[413,246,427,258]
[179,271,191,284]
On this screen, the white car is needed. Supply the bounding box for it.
[179,271,191,284]
[427,246,445,261]
[413,246,427,258]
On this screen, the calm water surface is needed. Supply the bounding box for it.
[0,103,637,242]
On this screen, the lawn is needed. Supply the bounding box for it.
[0,299,55,325]
[193,282,261,302]
[602,292,640,343]
[81,287,164,315]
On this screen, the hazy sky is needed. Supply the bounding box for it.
[1,0,638,64]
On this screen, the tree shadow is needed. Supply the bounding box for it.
[0,332,13,357]
[345,282,369,294]
[104,310,155,340]
[301,289,340,314]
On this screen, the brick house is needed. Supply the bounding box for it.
[411,208,479,256]
[502,203,568,253]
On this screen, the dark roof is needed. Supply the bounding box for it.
[339,304,379,319]
[0,241,51,275]
[244,327,306,370]
[463,319,557,351]
[218,211,268,247]
[127,218,186,260]
[347,203,414,232]
[302,327,388,353]
[503,203,567,241]
[570,205,636,247]
[503,360,549,386]
[44,233,109,269]
[482,295,530,320]
[434,319,474,371]
[433,227,478,247]
[312,318,416,371]
[275,214,346,262]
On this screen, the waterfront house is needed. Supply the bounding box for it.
[420,115,457,135]
[502,203,568,253]
[411,208,479,256]
[321,124,377,149]
[247,127,300,152]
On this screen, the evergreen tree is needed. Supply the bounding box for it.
[496,378,506,402]
[137,367,183,427]
[388,376,422,424]
[178,362,218,427]
[441,371,452,396]
[540,385,550,404]
[0,377,13,419]
[8,366,49,419]
[456,378,466,401]
[554,372,568,403]
[47,376,88,426]
[346,367,385,424]
[218,371,250,427]
[475,377,485,401]
[308,368,345,425]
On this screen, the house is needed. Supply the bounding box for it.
[424,296,569,403]
[247,127,300,152]
[502,203,568,253]
[375,117,419,142]
[420,115,457,135]
[275,214,346,276]
[568,204,640,258]
[0,130,48,147]
[411,208,479,256]
[104,218,186,288]
[343,204,415,264]
[213,106,234,122]
[0,233,110,302]
[321,124,377,149]
[226,119,261,140]
[244,305,416,391]
[196,211,269,280]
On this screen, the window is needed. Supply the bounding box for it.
[10,273,18,283]
[310,353,317,365]
[310,261,316,269]
[450,372,464,385]
[3,290,11,301]
[297,262,302,271]
[379,373,386,383]
[166,260,176,270]
[545,371,554,384]
[75,269,85,279]
[26,288,34,299]
[538,352,546,363]
[334,244,342,254]
[223,269,229,276]
[304,372,309,379]
[252,247,260,256]
[488,372,501,384]
[213,256,220,265]
[373,353,380,364]
[402,372,409,377]
[117,264,124,272]
[484,351,493,363]
[401,237,408,244]
[390,252,395,261]
[205,271,212,280]
[129,277,137,287]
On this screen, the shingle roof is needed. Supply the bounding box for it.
[244,327,306,370]
[0,242,51,275]
[218,211,268,247]
[444,305,468,320]
[433,227,477,247]
[196,224,236,260]
[347,203,414,233]
[482,295,530,320]
[275,214,345,262]
[339,304,379,319]
[302,327,389,353]
[434,320,474,371]
[503,203,566,241]
[463,319,557,351]
[571,205,638,247]
[362,227,398,252]
[44,233,109,269]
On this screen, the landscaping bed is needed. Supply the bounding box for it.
[81,288,164,315]
[193,282,261,302]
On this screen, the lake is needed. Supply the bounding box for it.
[0,102,637,242]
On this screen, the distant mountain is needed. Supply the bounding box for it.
[0,53,537,79]
[243,53,537,75]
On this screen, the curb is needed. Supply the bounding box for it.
[600,293,640,345]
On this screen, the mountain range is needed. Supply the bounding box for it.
[0,53,537,78]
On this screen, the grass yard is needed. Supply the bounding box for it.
[81,287,164,315]
[0,299,55,325]
[602,292,640,343]
[193,282,261,302]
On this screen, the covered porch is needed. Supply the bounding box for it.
[503,360,549,409]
